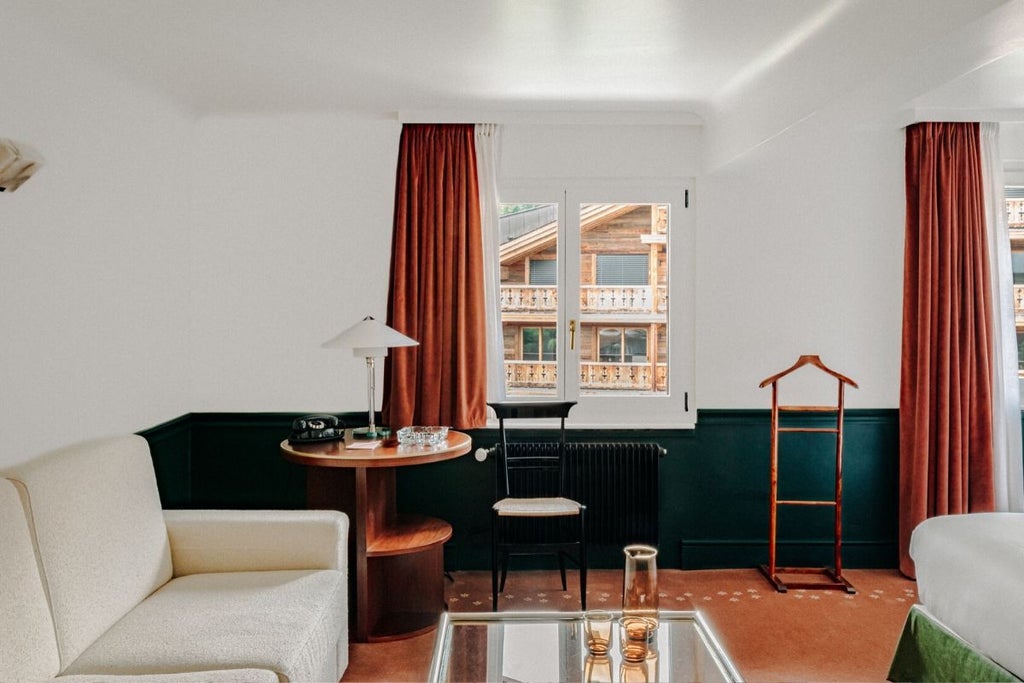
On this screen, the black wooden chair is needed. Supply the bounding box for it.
[488,401,586,610]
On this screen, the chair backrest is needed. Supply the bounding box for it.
[489,401,576,499]
[3,434,173,668]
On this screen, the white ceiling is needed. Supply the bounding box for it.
[914,49,1024,112]
[9,0,1024,120]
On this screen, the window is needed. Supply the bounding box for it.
[598,327,648,362]
[496,179,695,427]
[529,259,557,285]
[596,254,650,285]
[522,327,557,361]
[1007,186,1024,378]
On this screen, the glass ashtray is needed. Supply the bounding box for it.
[396,425,450,447]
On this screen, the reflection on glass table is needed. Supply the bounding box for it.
[429,610,742,683]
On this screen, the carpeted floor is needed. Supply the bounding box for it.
[342,568,916,682]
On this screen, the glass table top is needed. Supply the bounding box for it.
[429,610,743,683]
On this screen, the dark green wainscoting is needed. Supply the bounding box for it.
[138,409,900,571]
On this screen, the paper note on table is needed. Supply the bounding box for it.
[345,438,381,449]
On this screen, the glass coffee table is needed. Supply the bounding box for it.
[429,610,742,682]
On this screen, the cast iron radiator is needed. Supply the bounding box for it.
[491,441,666,546]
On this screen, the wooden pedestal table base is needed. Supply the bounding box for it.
[280,430,471,642]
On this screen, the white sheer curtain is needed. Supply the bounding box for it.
[980,121,1024,512]
[475,124,505,403]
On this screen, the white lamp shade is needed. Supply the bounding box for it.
[322,316,418,357]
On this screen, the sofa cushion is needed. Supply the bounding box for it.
[0,479,61,680]
[62,569,345,683]
[4,435,173,668]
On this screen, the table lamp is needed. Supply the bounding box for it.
[322,316,418,439]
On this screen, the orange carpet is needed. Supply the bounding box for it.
[343,568,916,682]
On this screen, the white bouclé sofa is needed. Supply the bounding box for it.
[1,434,349,682]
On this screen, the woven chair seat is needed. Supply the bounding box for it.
[493,496,582,517]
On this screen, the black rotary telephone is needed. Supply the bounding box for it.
[288,414,344,444]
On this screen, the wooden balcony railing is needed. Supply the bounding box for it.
[1016,284,1024,325]
[505,360,558,388]
[501,285,557,313]
[580,361,667,392]
[500,285,667,314]
[581,286,664,313]
[505,360,667,392]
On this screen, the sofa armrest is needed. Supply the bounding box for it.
[57,669,280,682]
[163,509,348,577]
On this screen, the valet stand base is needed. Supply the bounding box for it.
[758,565,857,594]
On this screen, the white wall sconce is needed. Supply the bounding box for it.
[0,138,43,192]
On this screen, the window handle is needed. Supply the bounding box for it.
[569,319,576,351]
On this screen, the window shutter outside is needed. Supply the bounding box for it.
[529,259,557,285]
[596,254,649,285]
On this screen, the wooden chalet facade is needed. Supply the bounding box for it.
[499,203,670,396]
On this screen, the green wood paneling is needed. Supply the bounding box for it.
[188,413,307,509]
[138,414,192,508]
[139,409,901,569]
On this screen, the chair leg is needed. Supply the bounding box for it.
[579,509,587,610]
[491,513,499,611]
[499,556,509,592]
[558,553,568,591]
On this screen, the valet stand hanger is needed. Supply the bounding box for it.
[758,355,858,594]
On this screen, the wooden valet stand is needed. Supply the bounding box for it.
[758,355,858,594]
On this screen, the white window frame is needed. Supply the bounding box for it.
[496,177,696,428]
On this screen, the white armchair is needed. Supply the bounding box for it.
[1,435,348,683]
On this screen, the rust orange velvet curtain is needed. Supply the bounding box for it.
[382,124,487,430]
[899,121,995,577]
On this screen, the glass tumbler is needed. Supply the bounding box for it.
[583,610,613,655]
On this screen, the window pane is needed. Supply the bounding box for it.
[500,203,558,397]
[580,204,669,396]
[522,328,539,360]
[1018,332,1024,375]
[1013,251,1024,285]
[541,328,557,361]
[1009,187,1024,380]
[598,328,621,362]
[624,328,647,362]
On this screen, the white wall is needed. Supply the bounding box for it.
[699,112,905,409]
[187,114,401,413]
[0,12,193,465]
[500,124,702,180]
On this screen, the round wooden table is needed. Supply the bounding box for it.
[280,430,471,642]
